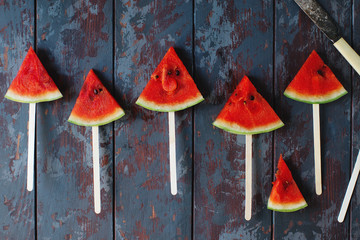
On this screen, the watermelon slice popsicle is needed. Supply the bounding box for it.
[136,47,204,195]
[4,47,63,192]
[68,70,125,214]
[284,50,347,196]
[213,76,284,221]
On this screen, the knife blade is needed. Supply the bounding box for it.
[294,0,360,76]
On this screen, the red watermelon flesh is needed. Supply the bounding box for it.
[5,47,62,103]
[68,70,125,126]
[284,50,347,104]
[267,155,308,212]
[213,76,284,135]
[136,47,204,112]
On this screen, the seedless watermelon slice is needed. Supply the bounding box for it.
[68,69,125,126]
[213,76,284,135]
[136,47,204,112]
[5,47,63,103]
[268,155,308,212]
[284,50,347,104]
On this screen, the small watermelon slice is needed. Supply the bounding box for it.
[5,47,63,103]
[284,50,347,104]
[68,70,125,126]
[213,76,284,135]
[136,47,204,112]
[268,155,308,212]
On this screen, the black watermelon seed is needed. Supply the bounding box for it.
[317,69,324,77]
[94,89,98,94]
[250,95,255,100]
[175,70,180,76]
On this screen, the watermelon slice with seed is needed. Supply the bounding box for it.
[136,47,204,112]
[213,76,284,135]
[68,69,125,126]
[268,155,308,212]
[284,50,347,104]
[5,47,62,103]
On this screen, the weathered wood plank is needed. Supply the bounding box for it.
[36,1,114,239]
[351,0,360,239]
[0,1,35,239]
[114,0,193,239]
[194,0,274,239]
[274,0,351,239]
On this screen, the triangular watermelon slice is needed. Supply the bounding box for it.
[213,76,284,135]
[5,47,62,103]
[284,50,347,104]
[267,155,308,212]
[68,70,125,126]
[136,47,204,112]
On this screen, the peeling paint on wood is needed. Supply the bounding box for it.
[194,0,273,239]
[274,0,351,239]
[114,0,193,239]
[0,0,35,239]
[0,0,358,239]
[36,1,114,239]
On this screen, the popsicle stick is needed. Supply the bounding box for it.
[245,134,252,221]
[92,126,101,214]
[168,111,177,195]
[338,150,360,223]
[27,103,36,192]
[313,104,322,195]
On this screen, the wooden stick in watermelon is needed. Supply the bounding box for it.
[245,134,252,220]
[68,69,125,214]
[284,50,347,195]
[136,47,204,195]
[92,126,101,213]
[213,76,284,220]
[4,47,63,191]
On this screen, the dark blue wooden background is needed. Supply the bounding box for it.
[0,0,358,239]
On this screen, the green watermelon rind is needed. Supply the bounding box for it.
[68,110,125,127]
[213,119,284,135]
[136,95,204,112]
[4,89,63,103]
[267,200,308,212]
[284,87,347,104]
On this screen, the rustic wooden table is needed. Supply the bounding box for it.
[0,0,359,239]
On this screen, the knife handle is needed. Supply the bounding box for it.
[333,38,360,76]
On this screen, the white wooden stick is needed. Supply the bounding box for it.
[168,111,177,195]
[27,103,36,192]
[92,126,101,214]
[313,104,322,195]
[245,134,252,221]
[338,150,360,223]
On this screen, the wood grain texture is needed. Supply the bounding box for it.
[114,0,193,239]
[0,0,359,239]
[0,1,35,239]
[351,0,360,239]
[36,1,114,239]
[274,0,351,239]
[194,0,274,239]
